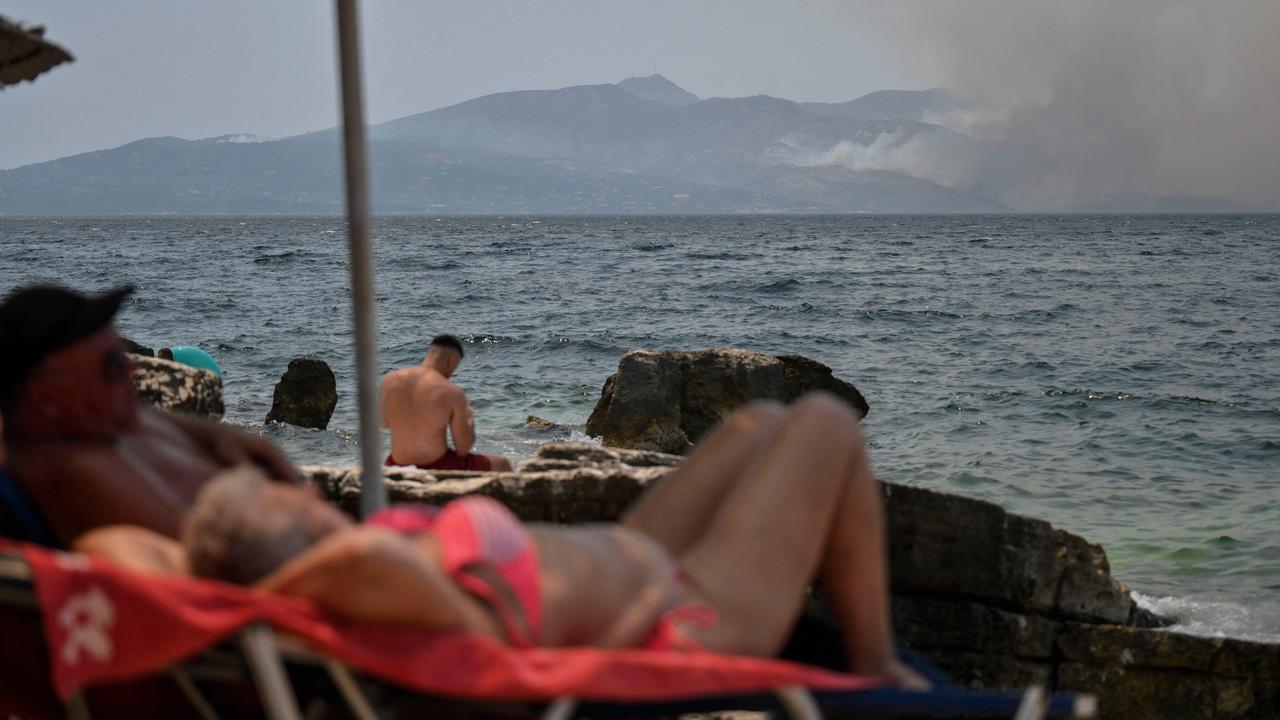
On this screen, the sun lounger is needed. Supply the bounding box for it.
[0,540,1096,719]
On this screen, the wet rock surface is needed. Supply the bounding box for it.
[265,358,337,429]
[128,353,223,418]
[120,337,154,357]
[305,442,1278,719]
[584,349,868,453]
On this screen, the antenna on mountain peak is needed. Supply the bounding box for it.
[653,61,658,76]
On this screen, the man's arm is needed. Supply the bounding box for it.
[257,527,497,633]
[164,409,301,483]
[449,388,476,457]
[379,372,395,429]
[72,525,187,575]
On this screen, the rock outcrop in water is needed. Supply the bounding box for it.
[305,443,1279,720]
[120,337,154,357]
[265,358,337,430]
[128,354,223,418]
[585,348,869,453]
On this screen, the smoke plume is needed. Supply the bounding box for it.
[874,0,1280,210]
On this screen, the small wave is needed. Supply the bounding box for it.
[858,308,963,321]
[1042,387,1237,409]
[632,243,674,252]
[1134,592,1280,643]
[1150,394,1237,410]
[463,333,517,345]
[252,250,321,264]
[539,337,626,353]
[759,278,801,293]
[1008,303,1083,321]
[686,251,754,261]
[422,260,462,270]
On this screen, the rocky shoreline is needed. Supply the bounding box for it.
[307,445,1279,720]
[133,347,1280,719]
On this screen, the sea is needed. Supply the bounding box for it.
[2,214,1277,643]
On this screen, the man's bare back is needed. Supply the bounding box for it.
[380,336,511,471]
[381,365,469,466]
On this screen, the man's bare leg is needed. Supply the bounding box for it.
[489,455,513,472]
[622,402,787,556]
[671,394,899,678]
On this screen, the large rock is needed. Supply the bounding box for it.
[1057,624,1279,719]
[585,349,870,453]
[129,354,223,418]
[303,442,1279,718]
[265,358,337,430]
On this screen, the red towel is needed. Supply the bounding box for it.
[8,540,879,702]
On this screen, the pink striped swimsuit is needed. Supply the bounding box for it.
[366,496,542,647]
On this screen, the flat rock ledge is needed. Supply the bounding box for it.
[304,443,1279,719]
[129,353,224,418]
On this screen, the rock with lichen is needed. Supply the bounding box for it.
[129,353,223,418]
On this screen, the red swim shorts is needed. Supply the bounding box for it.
[386,449,494,472]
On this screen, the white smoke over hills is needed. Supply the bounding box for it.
[770,130,981,190]
[870,0,1280,210]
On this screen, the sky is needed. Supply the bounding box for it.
[0,1,914,170]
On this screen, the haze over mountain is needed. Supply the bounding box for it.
[0,75,1250,215]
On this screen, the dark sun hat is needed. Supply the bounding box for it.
[0,285,134,406]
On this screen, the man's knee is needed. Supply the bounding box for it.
[491,455,513,472]
[788,393,864,440]
[728,400,788,433]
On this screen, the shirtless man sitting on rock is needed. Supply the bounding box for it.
[0,285,300,546]
[381,334,512,472]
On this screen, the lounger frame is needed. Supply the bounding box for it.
[0,548,1095,719]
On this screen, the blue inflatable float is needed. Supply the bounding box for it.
[166,346,223,377]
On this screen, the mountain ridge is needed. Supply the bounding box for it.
[0,77,1246,214]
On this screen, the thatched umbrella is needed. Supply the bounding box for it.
[0,16,73,87]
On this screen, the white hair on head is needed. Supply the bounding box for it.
[184,466,325,585]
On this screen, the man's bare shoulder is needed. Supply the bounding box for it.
[382,367,416,386]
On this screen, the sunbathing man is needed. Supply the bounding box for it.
[380,334,512,472]
[0,285,300,546]
[182,394,924,686]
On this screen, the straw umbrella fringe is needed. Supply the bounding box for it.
[0,17,73,88]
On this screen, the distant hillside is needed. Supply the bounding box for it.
[802,88,968,122]
[1,76,1009,214]
[617,74,699,106]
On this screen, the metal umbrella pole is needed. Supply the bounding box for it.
[333,0,385,516]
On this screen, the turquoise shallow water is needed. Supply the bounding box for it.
[2,214,1277,641]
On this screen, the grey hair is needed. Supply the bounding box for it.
[183,466,323,585]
